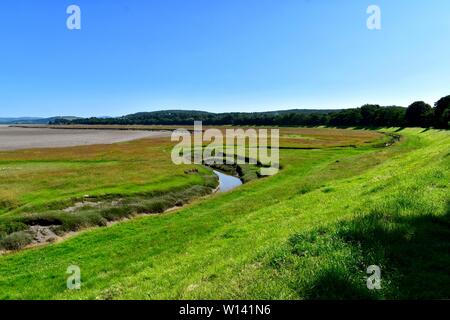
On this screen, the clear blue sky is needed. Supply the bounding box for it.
[1,0,449,117]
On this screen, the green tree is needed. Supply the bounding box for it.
[434,95,450,128]
[360,104,381,126]
[405,101,433,127]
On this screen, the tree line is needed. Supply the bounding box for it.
[52,95,450,129]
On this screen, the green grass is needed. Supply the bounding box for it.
[0,128,448,299]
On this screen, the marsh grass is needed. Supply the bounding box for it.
[0,137,211,215]
[0,181,216,250]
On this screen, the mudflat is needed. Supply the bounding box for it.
[0,126,171,150]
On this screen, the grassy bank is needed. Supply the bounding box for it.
[0,128,447,299]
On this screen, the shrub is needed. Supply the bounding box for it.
[0,231,33,250]
[0,221,28,239]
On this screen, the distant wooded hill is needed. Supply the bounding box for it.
[51,95,450,129]
[51,109,343,126]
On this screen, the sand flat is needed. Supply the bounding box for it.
[0,126,171,151]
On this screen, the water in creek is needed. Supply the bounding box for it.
[213,170,243,192]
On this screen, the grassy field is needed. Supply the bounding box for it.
[0,127,448,299]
